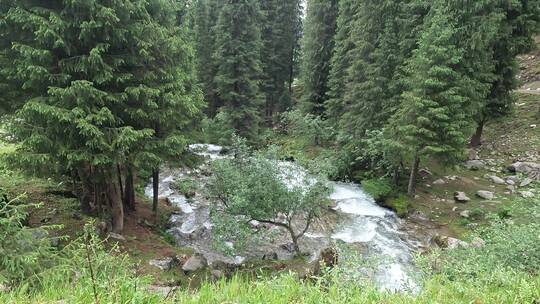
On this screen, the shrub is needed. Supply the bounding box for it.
[208,140,332,256]
[0,192,57,286]
[386,195,410,218]
[361,178,394,202]
[174,178,198,198]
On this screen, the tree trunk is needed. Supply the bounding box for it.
[108,171,124,234]
[152,168,159,214]
[77,166,94,215]
[469,121,484,148]
[124,166,136,212]
[117,164,124,203]
[407,155,420,197]
[286,226,302,256]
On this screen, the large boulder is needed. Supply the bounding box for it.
[508,162,540,173]
[182,254,207,272]
[476,191,494,200]
[454,192,471,203]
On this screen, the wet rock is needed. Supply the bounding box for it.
[487,175,506,185]
[520,178,533,187]
[108,233,126,242]
[519,191,534,199]
[182,254,207,272]
[454,192,471,203]
[476,191,494,200]
[149,257,177,271]
[464,160,485,170]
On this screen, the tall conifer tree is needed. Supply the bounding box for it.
[213,0,264,143]
[2,0,203,232]
[300,0,338,115]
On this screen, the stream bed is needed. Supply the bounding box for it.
[145,144,425,292]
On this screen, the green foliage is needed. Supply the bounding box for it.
[361,179,394,202]
[213,0,264,143]
[208,141,331,255]
[386,195,410,218]
[260,0,303,118]
[174,178,198,198]
[279,109,334,147]
[0,193,56,285]
[300,0,339,115]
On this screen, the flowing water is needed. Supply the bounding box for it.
[146,144,421,292]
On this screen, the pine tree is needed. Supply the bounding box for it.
[2,0,203,232]
[326,0,429,175]
[392,2,491,196]
[299,0,339,115]
[259,0,303,120]
[213,0,264,143]
[470,0,540,147]
[193,0,222,118]
[325,0,359,121]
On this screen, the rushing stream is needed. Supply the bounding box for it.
[146,144,421,293]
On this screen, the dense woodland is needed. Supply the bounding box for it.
[1,0,540,302]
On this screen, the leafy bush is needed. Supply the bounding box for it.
[386,195,410,218]
[0,192,56,286]
[174,178,198,198]
[361,178,394,202]
[208,139,332,256]
[279,109,334,147]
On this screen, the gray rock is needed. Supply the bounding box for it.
[454,192,471,203]
[506,185,516,193]
[108,233,126,242]
[460,210,471,218]
[520,178,534,187]
[488,175,506,185]
[506,175,520,184]
[446,237,469,250]
[432,179,446,185]
[147,285,175,298]
[470,237,486,249]
[211,270,224,280]
[434,235,469,250]
[508,162,540,173]
[149,257,176,271]
[476,191,495,200]
[519,191,534,199]
[182,254,207,272]
[464,160,485,170]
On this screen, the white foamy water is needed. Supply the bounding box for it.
[149,144,420,293]
[329,182,419,292]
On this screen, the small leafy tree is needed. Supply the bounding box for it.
[209,139,331,256]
